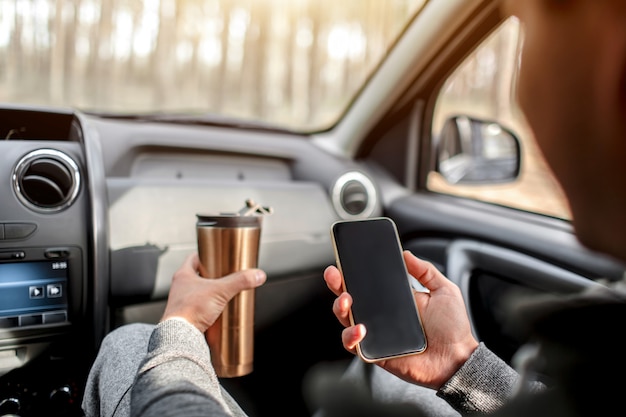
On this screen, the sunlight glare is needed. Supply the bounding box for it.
[0,2,14,48]
[327,24,366,60]
[199,37,222,66]
[114,10,133,59]
[133,0,160,57]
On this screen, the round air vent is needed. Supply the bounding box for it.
[12,149,81,213]
[331,171,378,219]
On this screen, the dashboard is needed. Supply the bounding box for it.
[0,104,381,416]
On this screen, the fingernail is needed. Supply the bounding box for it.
[255,270,266,284]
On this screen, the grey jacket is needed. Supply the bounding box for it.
[83,319,525,417]
[131,321,522,417]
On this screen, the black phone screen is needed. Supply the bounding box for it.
[331,217,427,361]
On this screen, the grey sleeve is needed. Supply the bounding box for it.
[130,318,247,417]
[82,323,155,417]
[437,342,541,414]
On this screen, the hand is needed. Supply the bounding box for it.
[161,252,267,334]
[324,250,479,390]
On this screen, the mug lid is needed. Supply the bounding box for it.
[196,214,262,228]
[196,199,271,227]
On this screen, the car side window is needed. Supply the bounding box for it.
[429,17,571,220]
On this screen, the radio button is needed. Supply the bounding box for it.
[47,284,63,298]
[43,311,67,324]
[0,251,25,260]
[4,223,36,240]
[44,248,70,259]
[29,286,45,299]
[0,317,18,328]
[19,314,43,327]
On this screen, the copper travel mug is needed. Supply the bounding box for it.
[196,213,262,378]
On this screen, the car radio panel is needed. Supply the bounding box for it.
[0,259,69,329]
[0,247,82,337]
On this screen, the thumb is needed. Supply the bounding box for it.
[403,250,447,292]
[217,268,267,301]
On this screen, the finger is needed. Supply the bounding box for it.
[342,324,366,352]
[332,292,353,328]
[403,250,448,292]
[171,254,201,285]
[323,265,344,296]
[178,252,195,271]
[188,252,200,272]
[176,252,200,278]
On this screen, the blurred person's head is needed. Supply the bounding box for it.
[503,0,626,262]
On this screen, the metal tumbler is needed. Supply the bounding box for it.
[196,200,270,378]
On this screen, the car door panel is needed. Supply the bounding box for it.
[381,191,625,366]
[388,193,625,279]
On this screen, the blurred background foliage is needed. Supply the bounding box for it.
[0,0,427,130]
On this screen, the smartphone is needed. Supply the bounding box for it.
[330,217,427,362]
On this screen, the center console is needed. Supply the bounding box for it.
[0,108,96,417]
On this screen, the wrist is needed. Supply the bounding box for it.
[161,315,192,325]
[455,337,479,365]
[440,338,480,388]
[457,338,480,367]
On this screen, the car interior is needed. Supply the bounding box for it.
[1,1,625,416]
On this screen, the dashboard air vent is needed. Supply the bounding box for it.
[12,149,81,213]
[331,171,377,219]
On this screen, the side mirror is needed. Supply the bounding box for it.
[436,115,521,185]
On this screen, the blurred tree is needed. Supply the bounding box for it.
[1,0,430,129]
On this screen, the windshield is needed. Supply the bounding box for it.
[0,0,427,132]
